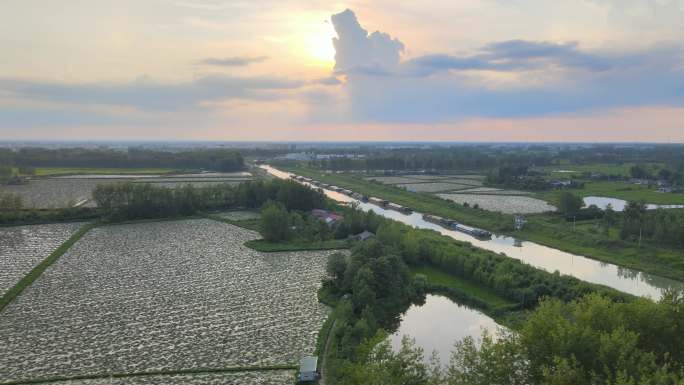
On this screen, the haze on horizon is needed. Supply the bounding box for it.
[1,0,683,142]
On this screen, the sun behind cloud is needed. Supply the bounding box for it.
[303,18,337,67]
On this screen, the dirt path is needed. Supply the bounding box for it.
[318,318,337,385]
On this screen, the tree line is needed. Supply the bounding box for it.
[2,147,245,171]
[93,178,324,220]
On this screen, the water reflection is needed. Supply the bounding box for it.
[261,166,684,300]
[584,196,684,211]
[390,295,500,366]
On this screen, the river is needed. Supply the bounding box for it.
[261,165,684,300]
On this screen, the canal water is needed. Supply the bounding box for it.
[390,294,500,366]
[583,196,684,211]
[261,166,684,300]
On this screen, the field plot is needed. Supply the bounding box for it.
[0,222,83,296]
[47,370,294,385]
[398,182,474,193]
[0,179,117,208]
[437,193,557,214]
[0,219,332,384]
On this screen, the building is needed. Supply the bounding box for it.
[299,356,319,383]
[311,209,344,226]
[514,215,526,230]
[351,230,375,241]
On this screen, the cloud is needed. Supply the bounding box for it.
[198,56,268,66]
[327,9,684,124]
[0,75,304,111]
[331,9,405,74]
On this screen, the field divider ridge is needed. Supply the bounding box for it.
[0,222,97,313]
[0,365,298,385]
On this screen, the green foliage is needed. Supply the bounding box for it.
[329,292,684,385]
[260,200,293,242]
[558,191,584,216]
[0,192,23,210]
[93,178,325,221]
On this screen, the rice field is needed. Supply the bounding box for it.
[0,222,84,296]
[437,193,557,214]
[0,179,115,208]
[0,219,333,384]
[398,182,474,193]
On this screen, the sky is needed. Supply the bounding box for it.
[1,0,683,142]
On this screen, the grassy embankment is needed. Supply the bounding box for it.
[286,166,684,282]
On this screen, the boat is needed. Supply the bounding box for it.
[421,214,491,239]
[387,202,412,214]
[369,197,389,207]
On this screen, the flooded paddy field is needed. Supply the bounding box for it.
[0,222,84,296]
[0,179,116,208]
[438,193,557,214]
[0,219,332,383]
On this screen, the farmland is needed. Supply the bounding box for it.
[0,219,333,384]
[0,222,83,296]
[437,193,556,214]
[0,173,254,209]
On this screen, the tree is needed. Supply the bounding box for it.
[260,200,292,242]
[326,252,348,282]
[558,192,583,216]
[629,164,651,179]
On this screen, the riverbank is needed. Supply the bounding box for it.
[285,166,684,282]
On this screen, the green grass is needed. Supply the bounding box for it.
[32,167,177,176]
[539,181,684,205]
[206,215,262,232]
[244,239,349,252]
[0,222,96,313]
[412,265,515,308]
